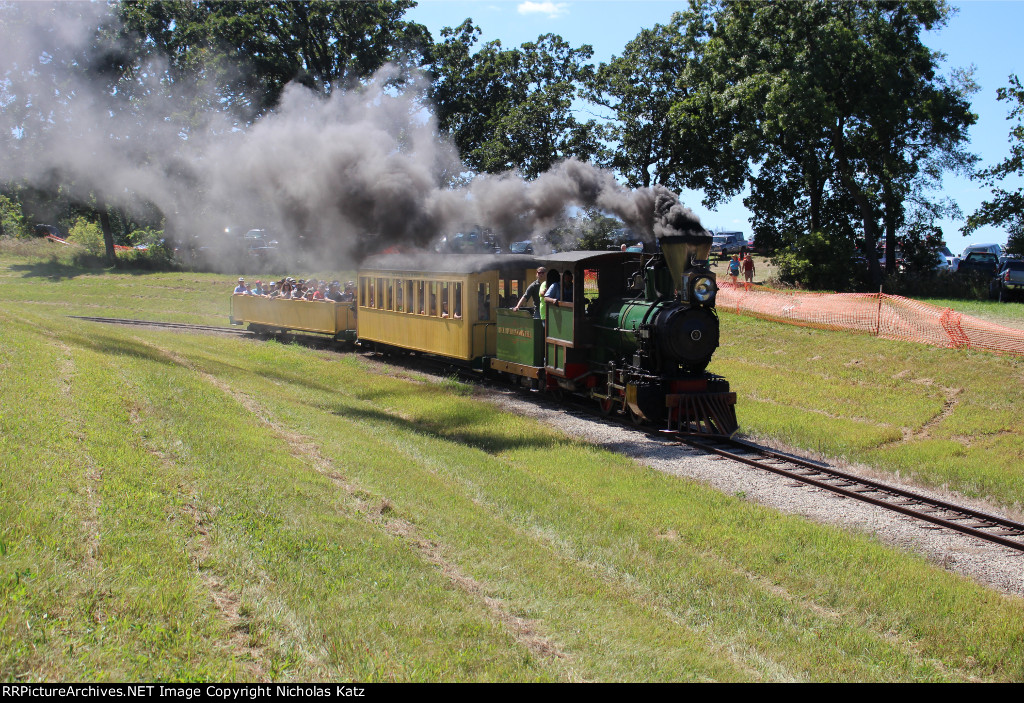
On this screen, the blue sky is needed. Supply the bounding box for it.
[406,0,1024,253]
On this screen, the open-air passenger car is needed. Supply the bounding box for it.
[230,294,357,342]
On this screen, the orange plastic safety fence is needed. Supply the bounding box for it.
[717,282,1024,356]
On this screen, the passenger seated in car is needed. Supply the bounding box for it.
[234,277,250,295]
[544,270,573,307]
[561,272,574,302]
[339,281,356,302]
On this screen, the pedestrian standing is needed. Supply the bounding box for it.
[742,254,755,292]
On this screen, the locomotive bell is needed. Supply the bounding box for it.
[659,232,713,290]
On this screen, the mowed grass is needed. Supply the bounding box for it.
[2,250,1024,681]
[0,238,353,326]
[712,312,1024,510]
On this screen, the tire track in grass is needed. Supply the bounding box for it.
[120,381,270,681]
[53,339,103,572]
[43,322,271,678]
[143,340,574,674]
[177,489,269,680]
[874,382,963,450]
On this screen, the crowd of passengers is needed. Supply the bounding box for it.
[233,277,355,302]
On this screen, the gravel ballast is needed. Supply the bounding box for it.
[485,387,1024,598]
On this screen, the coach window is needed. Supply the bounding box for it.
[416,280,425,314]
[584,269,599,305]
[453,282,463,319]
[477,282,491,321]
[366,278,375,308]
[376,278,385,309]
[439,282,449,317]
[395,278,404,312]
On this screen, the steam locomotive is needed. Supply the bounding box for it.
[231,231,737,436]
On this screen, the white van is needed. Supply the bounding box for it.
[961,243,1003,257]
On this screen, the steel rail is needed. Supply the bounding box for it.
[682,436,1024,553]
[70,316,251,335]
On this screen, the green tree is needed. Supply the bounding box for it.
[575,209,622,250]
[966,74,1024,256]
[774,229,857,291]
[430,21,602,178]
[0,194,29,238]
[119,1,432,120]
[669,1,975,287]
[66,217,105,257]
[589,10,745,201]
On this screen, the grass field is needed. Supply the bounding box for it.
[2,241,1024,682]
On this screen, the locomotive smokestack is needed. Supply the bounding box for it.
[647,189,711,289]
[659,232,713,291]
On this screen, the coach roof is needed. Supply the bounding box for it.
[360,252,537,275]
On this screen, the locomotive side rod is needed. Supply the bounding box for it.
[681,437,1024,553]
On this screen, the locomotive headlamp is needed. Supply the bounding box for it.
[692,276,716,304]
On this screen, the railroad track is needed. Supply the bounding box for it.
[71,315,1024,554]
[678,435,1024,553]
[70,316,252,336]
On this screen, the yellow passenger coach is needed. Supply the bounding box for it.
[230,295,357,342]
[356,254,537,365]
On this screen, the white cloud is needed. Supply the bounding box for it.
[517,2,569,19]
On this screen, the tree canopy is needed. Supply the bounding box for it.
[966,74,1024,256]
[642,0,976,285]
[430,20,602,178]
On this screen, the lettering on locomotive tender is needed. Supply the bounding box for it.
[498,326,533,338]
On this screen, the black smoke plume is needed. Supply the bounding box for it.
[0,3,705,267]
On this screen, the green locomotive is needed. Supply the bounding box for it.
[491,233,737,436]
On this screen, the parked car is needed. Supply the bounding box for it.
[33,224,64,238]
[245,237,278,263]
[508,240,534,254]
[710,232,749,258]
[957,251,1000,278]
[990,260,1024,302]
[937,246,957,271]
